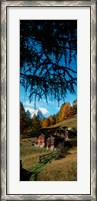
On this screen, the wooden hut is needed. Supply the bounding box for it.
[54,127,66,138]
[46,136,55,149]
[38,134,45,147]
[37,126,69,149]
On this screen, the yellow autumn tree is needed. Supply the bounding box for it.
[41,118,50,128]
[49,115,56,126]
[59,102,75,122]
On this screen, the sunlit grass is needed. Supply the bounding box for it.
[20,138,52,171]
[20,138,77,180]
[36,147,77,181]
[50,115,77,129]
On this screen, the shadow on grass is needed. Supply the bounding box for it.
[20,156,55,181]
[20,167,32,181]
[20,148,73,181]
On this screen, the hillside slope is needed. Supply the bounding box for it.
[20,138,77,181]
[36,147,77,181]
[49,114,77,129]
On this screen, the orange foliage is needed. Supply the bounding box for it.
[58,102,75,122]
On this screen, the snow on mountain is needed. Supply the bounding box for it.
[31,109,44,120]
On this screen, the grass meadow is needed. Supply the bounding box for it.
[20,137,77,181]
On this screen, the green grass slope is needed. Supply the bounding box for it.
[50,114,77,129]
[20,138,77,181]
[36,147,77,181]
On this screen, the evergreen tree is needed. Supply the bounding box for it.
[20,20,77,104]
[31,116,41,131]
[20,102,30,134]
[72,99,77,114]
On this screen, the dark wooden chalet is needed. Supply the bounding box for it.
[37,127,69,149]
[38,134,45,147]
[26,125,76,149]
[46,136,55,149]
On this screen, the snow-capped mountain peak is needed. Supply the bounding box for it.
[32,109,44,120]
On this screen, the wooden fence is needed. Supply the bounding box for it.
[38,151,58,163]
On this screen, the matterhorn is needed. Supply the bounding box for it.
[32,109,44,120]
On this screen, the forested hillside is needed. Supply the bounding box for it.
[20,99,77,134]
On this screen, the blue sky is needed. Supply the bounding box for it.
[20,85,77,118]
[20,21,77,118]
[20,39,77,118]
